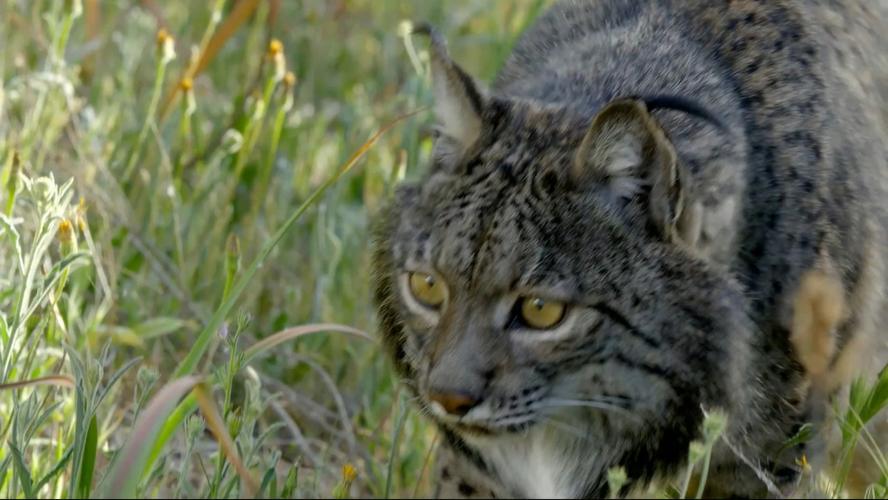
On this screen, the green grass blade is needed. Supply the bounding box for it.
[10,443,34,499]
[143,392,198,481]
[172,109,422,380]
[77,415,98,498]
[384,392,408,500]
[34,447,74,494]
[100,376,203,499]
[862,365,888,422]
[133,317,192,340]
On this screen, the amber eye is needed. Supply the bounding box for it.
[408,272,447,308]
[519,296,566,329]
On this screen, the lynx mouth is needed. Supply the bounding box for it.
[431,407,541,436]
[421,386,549,435]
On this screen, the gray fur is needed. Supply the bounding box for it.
[372,0,888,497]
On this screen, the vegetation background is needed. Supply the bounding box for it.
[0,0,550,497]
[0,1,885,499]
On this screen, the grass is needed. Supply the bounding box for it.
[0,1,884,498]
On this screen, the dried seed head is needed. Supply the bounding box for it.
[7,151,21,192]
[137,365,159,389]
[225,233,241,278]
[67,0,83,18]
[606,466,627,497]
[227,409,243,439]
[702,408,728,444]
[397,20,413,38]
[688,440,706,465]
[76,197,88,232]
[217,322,230,341]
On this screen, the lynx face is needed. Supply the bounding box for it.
[372,26,753,494]
[377,113,743,426]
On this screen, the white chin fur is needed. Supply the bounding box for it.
[462,424,595,499]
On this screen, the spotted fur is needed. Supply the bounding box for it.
[372,1,888,497]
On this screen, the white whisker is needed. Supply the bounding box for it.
[542,417,594,440]
[536,398,640,421]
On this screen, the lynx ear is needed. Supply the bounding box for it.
[414,23,486,164]
[572,99,702,247]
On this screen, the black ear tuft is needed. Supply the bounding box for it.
[412,22,487,172]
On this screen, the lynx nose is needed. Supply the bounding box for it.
[428,390,479,417]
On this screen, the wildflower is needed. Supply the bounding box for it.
[342,464,357,482]
[57,218,77,256]
[267,39,286,81]
[156,28,175,64]
[795,454,811,473]
[156,28,171,47]
[267,39,284,57]
[67,0,83,18]
[332,463,357,499]
[180,77,196,116]
[281,71,297,112]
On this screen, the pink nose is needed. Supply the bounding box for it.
[428,390,479,416]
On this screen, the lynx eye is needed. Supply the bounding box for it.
[518,296,566,329]
[407,272,447,308]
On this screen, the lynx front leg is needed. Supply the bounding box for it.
[790,256,888,497]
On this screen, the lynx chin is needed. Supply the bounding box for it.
[372,0,888,497]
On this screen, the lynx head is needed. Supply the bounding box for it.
[372,26,751,486]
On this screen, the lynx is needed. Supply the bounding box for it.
[372,0,888,497]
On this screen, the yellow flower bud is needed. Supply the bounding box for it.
[342,464,357,482]
[156,29,172,47]
[267,39,286,81]
[156,29,175,64]
[267,39,284,57]
[57,218,77,256]
[284,71,297,89]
